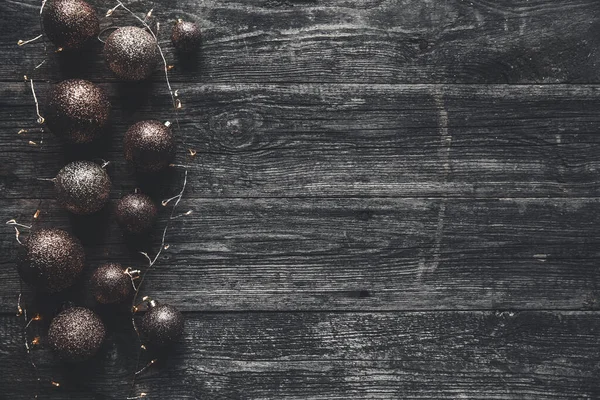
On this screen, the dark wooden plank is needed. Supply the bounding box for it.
[2,197,598,312]
[1,311,599,399]
[2,83,600,199]
[2,0,600,83]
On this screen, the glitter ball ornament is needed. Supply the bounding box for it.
[45,79,111,144]
[90,263,133,304]
[48,307,105,362]
[55,161,111,215]
[104,26,159,80]
[17,228,85,293]
[42,0,99,50]
[171,20,201,52]
[124,120,176,173]
[139,301,184,348]
[115,193,158,234]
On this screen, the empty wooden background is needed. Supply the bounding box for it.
[1,0,599,398]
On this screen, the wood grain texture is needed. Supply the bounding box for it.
[2,82,600,199]
[1,197,598,312]
[2,0,600,398]
[1,0,600,83]
[1,311,599,399]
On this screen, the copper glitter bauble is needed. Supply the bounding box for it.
[115,193,158,234]
[42,0,99,50]
[104,26,159,80]
[90,263,132,304]
[48,307,105,362]
[171,20,201,52]
[17,228,85,293]
[45,79,111,144]
[139,301,184,348]
[55,161,111,215]
[124,120,176,173]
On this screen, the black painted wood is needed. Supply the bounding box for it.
[2,83,600,199]
[1,197,599,312]
[1,311,600,399]
[1,0,599,398]
[2,0,600,83]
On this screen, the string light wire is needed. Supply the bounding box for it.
[105,2,192,397]
[12,0,193,397]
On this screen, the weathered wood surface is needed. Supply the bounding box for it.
[1,0,600,83]
[2,83,600,199]
[1,311,599,399]
[2,0,600,398]
[1,197,599,312]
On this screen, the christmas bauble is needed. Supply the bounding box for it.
[48,307,105,362]
[115,193,158,234]
[124,120,176,173]
[17,228,85,293]
[90,263,132,304]
[139,301,184,348]
[171,20,201,52]
[45,79,111,144]
[42,0,99,50]
[104,26,159,80]
[55,161,111,215]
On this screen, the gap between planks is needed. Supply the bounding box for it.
[1,309,600,316]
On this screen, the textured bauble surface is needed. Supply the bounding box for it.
[48,307,105,362]
[115,193,158,234]
[55,161,111,215]
[42,0,99,50]
[90,263,132,304]
[17,228,85,293]
[171,20,201,52]
[124,120,176,173]
[104,26,159,80]
[44,79,111,144]
[139,303,184,348]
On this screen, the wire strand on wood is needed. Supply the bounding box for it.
[128,166,188,397]
[26,79,45,124]
[104,2,191,397]
[6,219,32,245]
[110,0,177,109]
[12,2,52,398]
[17,34,43,46]
[135,359,157,376]
[20,302,42,398]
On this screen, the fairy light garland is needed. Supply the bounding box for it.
[9,0,197,398]
[9,1,53,395]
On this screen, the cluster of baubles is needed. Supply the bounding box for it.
[16,0,199,362]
